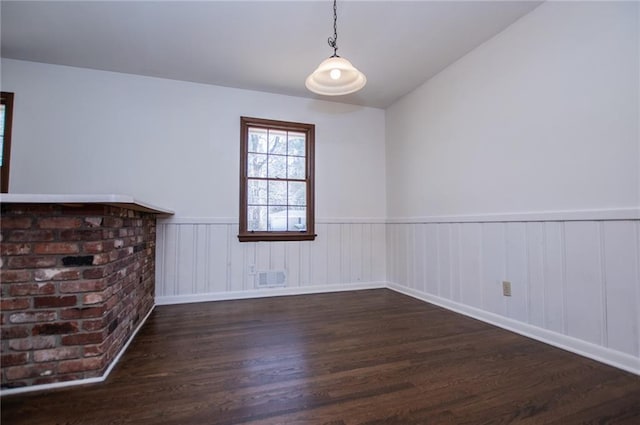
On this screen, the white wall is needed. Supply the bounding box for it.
[386,1,639,218]
[1,59,388,299]
[386,1,639,374]
[1,59,387,220]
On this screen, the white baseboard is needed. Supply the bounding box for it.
[156,281,387,305]
[1,305,156,397]
[387,283,640,376]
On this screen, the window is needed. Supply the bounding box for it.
[1,92,14,193]
[239,116,315,242]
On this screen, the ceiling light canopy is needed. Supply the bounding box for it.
[306,0,366,96]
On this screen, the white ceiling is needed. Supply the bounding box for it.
[1,1,542,108]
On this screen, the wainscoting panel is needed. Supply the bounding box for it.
[156,219,387,303]
[386,219,640,371]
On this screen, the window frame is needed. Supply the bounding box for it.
[1,92,14,193]
[238,116,316,242]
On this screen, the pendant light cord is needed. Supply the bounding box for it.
[327,0,338,57]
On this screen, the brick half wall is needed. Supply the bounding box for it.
[1,204,157,388]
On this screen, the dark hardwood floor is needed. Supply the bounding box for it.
[2,289,639,424]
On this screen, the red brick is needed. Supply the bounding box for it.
[5,256,57,269]
[1,326,30,339]
[0,243,31,256]
[92,253,111,265]
[82,267,110,279]
[60,279,106,293]
[0,269,32,283]
[105,295,119,312]
[33,347,81,362]
[9,311,57,324]
[34,268,81,282]
[103,217,123,228]
[58,357,103,374]
[9,336,56,351]
[0,298,30,310]
[82,317,108,331]
[5,230,55,242]
[34,242,79,255]
[1,206,156,387]
[60,305,106,319]
[5,363,57,380]
[59,229,104,241]
[83,292,107,305]
[84,342,107,357]
[0,217,32,229]
[1,353,28,366]
[32,321,78,335]
[83,241,104,254]
[61,331,104,346]
[37,217,82,229]
[9,283,56,296]
[34,295,78,308]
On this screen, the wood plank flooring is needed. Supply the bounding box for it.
[2,289,639,424]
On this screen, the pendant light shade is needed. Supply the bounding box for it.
[306,56,366,96]
[306,0,366,96]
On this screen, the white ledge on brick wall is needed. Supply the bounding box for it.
[0,194,174,215]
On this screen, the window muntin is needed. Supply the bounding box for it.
[239,117,315,242]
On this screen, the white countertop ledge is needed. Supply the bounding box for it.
[0,194,174,215]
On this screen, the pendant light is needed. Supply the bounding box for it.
[305,0,366,96]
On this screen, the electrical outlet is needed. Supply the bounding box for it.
[248,265,256,275]
[502,281,512,297]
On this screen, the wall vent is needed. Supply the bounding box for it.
[256,270,287,288]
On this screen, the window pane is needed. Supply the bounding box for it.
[248,128,268,153]
[288,181,306,206]
[268,155,286,179]
[248,206,268,231]
[288,132,305,156]
[288,207,307,231]
[269,180,287,205]
[268,130,287,154]
[287,156,305,179]
[247,179,267,205]
[240,117,314,242]
[247,153,267,177]
[268,206,288,231]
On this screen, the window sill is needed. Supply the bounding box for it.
[238,233,317,242]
